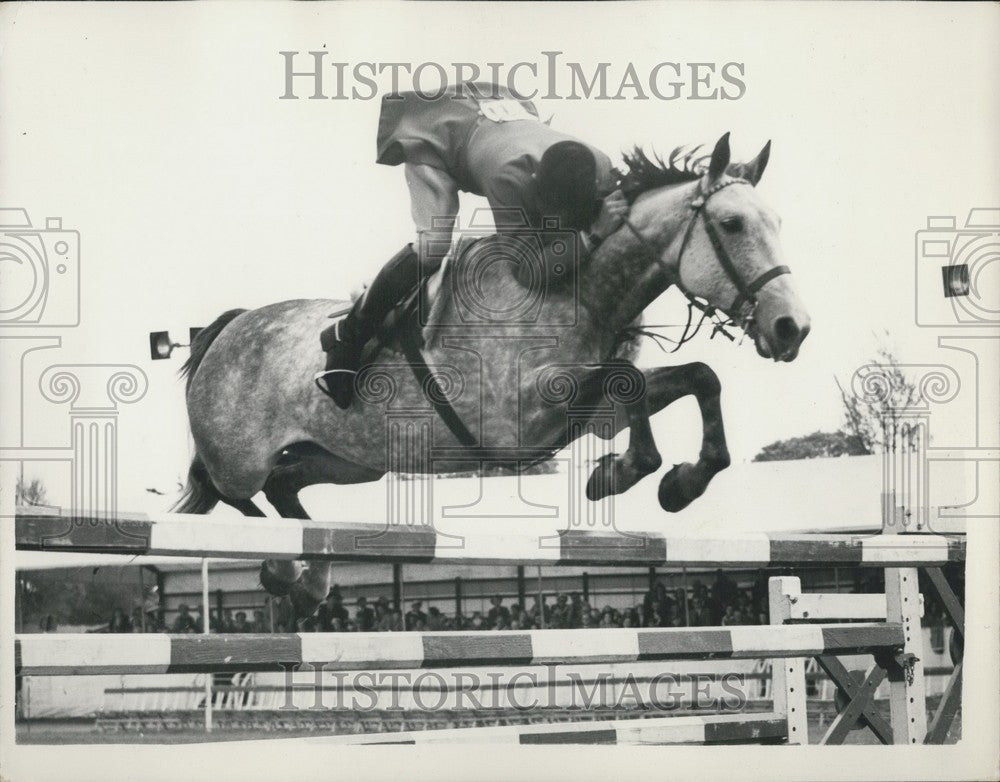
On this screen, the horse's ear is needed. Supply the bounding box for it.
[707,133,731,180]
[743,140,771,186]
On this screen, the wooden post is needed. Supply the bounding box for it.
[516,566,526,609]
[884,566,927,744]
[17,574,24,633]
[137,567,145,632]
[536,566,545,629]
[454,577,463,623]
[768,576,809,745]
[156,570,166,630]
[648,566,656,592]
[582,572,590,603]
[392,564,403,612]
[214,588,224,630]
[682,567,690,626]
[201,558,213,734]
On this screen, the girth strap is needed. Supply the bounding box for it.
[397,324,480,449]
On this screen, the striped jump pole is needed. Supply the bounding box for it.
[287,712,790,746]
[14,623,904,676]
[14,507,965,568]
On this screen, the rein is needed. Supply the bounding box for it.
[619,177,791,353]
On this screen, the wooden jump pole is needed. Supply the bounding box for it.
[14,623,906,675]
[201,558,212,734]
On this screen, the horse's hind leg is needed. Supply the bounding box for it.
[261,473,322,619]
[220,495,307,598]
[261,447,384,619]
[224,497,268,516]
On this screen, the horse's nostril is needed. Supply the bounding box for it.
[774,316,800,346]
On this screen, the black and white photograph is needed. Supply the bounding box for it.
[0,3,997,780]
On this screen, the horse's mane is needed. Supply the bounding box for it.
[618,145,707,204]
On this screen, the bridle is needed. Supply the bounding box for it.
[621,177,791,352]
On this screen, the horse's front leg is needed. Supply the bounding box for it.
[585,362,730,512]
[584,367,663,501]
[649,362,731,512]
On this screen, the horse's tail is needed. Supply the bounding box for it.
[175,307,247,514]
[172,454,220,514]
[179,308,248,393]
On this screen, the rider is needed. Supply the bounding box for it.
[316,81,629,408]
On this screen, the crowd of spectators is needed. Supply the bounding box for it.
[102,604,269,634]
[103,570,770,634]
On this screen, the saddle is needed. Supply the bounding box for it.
[336,255,481,447]
[357,256,444,366]
[354,234,490,365]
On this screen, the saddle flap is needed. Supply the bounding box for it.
[358,259,448,365]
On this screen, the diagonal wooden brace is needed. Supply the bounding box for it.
[924,567,964,634]
[923,566,964,744]
[816,655,893,743]
[817,658,891,744]
[926,659,963,743]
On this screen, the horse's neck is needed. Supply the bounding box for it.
[579,187,692,334]
[421,192,693,356]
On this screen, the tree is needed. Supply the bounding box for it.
[753,341,920,462]
[19,568,145,630]
[15,475,48,506]
[836,344,921,454]
[753,430,867,462]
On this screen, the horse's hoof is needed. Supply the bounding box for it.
[586,453,619,501]
[658,462,702,513]
[259,561,296,597]
[288,582,324,619]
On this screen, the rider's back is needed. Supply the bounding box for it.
[376,82,615,227]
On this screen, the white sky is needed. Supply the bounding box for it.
[1,2,998,516]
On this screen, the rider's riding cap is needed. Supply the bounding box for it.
[534,140,601,231]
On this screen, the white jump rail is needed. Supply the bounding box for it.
[14,507,965,567]
[288,712,789,745]
[14,623,902,676]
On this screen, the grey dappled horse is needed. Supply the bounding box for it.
[175,135,810,617]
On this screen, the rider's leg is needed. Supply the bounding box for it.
[317,243,429,407]
[316,164,458,407]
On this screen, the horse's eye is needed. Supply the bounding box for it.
[720,216,743,234]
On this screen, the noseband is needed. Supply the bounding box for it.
[622,177,791,351]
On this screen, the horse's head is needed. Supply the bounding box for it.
[626,134,810,362]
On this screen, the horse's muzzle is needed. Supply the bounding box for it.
[765,315,810,362]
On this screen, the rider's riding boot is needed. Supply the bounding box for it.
[316,243,421,408]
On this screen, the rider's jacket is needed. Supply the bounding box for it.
[376,82,616,229]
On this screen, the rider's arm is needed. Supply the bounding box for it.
[582,189,629,257]
[405,163,460,268]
